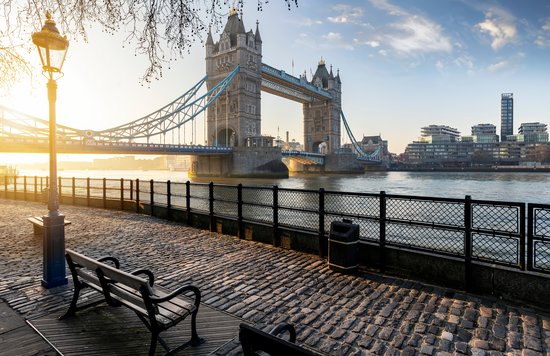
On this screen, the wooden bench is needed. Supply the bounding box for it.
[62,249,203,355]
[27,216,71,235]
[239,323,320,355]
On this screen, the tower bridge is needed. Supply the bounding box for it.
[0,11,382,177]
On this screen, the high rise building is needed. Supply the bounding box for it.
[500,93,513,141]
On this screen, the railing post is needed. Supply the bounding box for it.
[519,204,526,270]
[103,178,107,209]
[86,177,90,207]
[209,182,215,232]
[150,179,154,216]
[464,195,473,292]
[379,191,387,273]
[72,177,76,205]
[136,179,140,213]
[166,180,171,218]
[186,181,191,225]
[130,179,134,201]
[318,188,326,257]
[237,184,243,239]
[13,175,17,196]
[23,176,27,201]
[273,185,279,247]
[120,178,124,211]
[34,176,38,201]
[58,176,62,203]
[5,175,8,198]
[527,204,534,271]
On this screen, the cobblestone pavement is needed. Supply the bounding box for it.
[0,198,549,355]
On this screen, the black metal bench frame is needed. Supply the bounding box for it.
[62,249,203,355]
[239,323,320,355]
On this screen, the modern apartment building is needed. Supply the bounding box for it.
[419,125,461,143]
[500,93,514,141]
[518,122,549,143]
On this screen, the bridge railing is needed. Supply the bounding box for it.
[1,175,548,278]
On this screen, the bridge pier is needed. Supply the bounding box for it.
[189,147,288,178]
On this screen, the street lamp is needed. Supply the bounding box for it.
[32,11,69,288]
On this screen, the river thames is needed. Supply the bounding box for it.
[17,169,550,204]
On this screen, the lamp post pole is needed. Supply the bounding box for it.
[33,12,69,288]
[42,75,67,288]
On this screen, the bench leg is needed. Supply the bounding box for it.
[33,224,43,235]
[148,331,159,356]
[59,285,81,320]
[190,308,202,346]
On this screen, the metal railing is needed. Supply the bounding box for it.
[2,175,549,276]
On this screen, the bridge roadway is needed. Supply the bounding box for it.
[0,137,327,164]
[0,137,232,155]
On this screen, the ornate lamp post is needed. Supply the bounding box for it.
[32,11,69,288]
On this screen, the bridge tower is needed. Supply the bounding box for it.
[205,9,262,147]
[303,59,342,153]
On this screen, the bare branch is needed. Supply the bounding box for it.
[0,0,298,89]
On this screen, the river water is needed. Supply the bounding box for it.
[17,169,550,205]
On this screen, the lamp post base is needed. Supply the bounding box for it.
[41,212,68,288]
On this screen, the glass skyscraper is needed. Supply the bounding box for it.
[500,93,513,141]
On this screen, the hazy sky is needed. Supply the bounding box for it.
[2,0,550,156]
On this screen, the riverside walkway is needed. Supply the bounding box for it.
[0,198,549,355]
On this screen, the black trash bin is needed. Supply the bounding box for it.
[328,219,360,273]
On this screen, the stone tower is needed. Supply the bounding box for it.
[205,10,262,147]
[302,59,342,153]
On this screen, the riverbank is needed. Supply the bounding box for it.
[1,198,549,354]
[391,166,550,173]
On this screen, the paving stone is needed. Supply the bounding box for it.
[455,341,469,354]
[441,331,453,342]
[524,336,543,351]
[471,348,487,356]
[420,344,434,355]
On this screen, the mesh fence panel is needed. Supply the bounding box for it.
[535,207,550,237]
[279,208,318,231]
[242,187,273,206]
[214,186,238,203]
[170,182,187,208]
[242,204,272,223]
[325,193,379,218]
[386,223,464,255]
[278,189,318,211]
[534,241,550,271]
[472,233,520,266]
[472,203,519,233]
[533,206,550,272]
[387,197,464,227]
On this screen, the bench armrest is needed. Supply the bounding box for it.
[149,284,201,307]
[131,269,155,287]
[97,256,120,269]
[269,323,297,343]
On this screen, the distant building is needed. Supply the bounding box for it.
[469,124,499,143]
[419,125,460,143]
[403,124,550,166]
[500,93,514,141]
[361,135,389,160]
[518,122,548,143]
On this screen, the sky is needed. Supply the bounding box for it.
[1,0,550,163]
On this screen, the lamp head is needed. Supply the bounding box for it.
[32,11,69,76]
